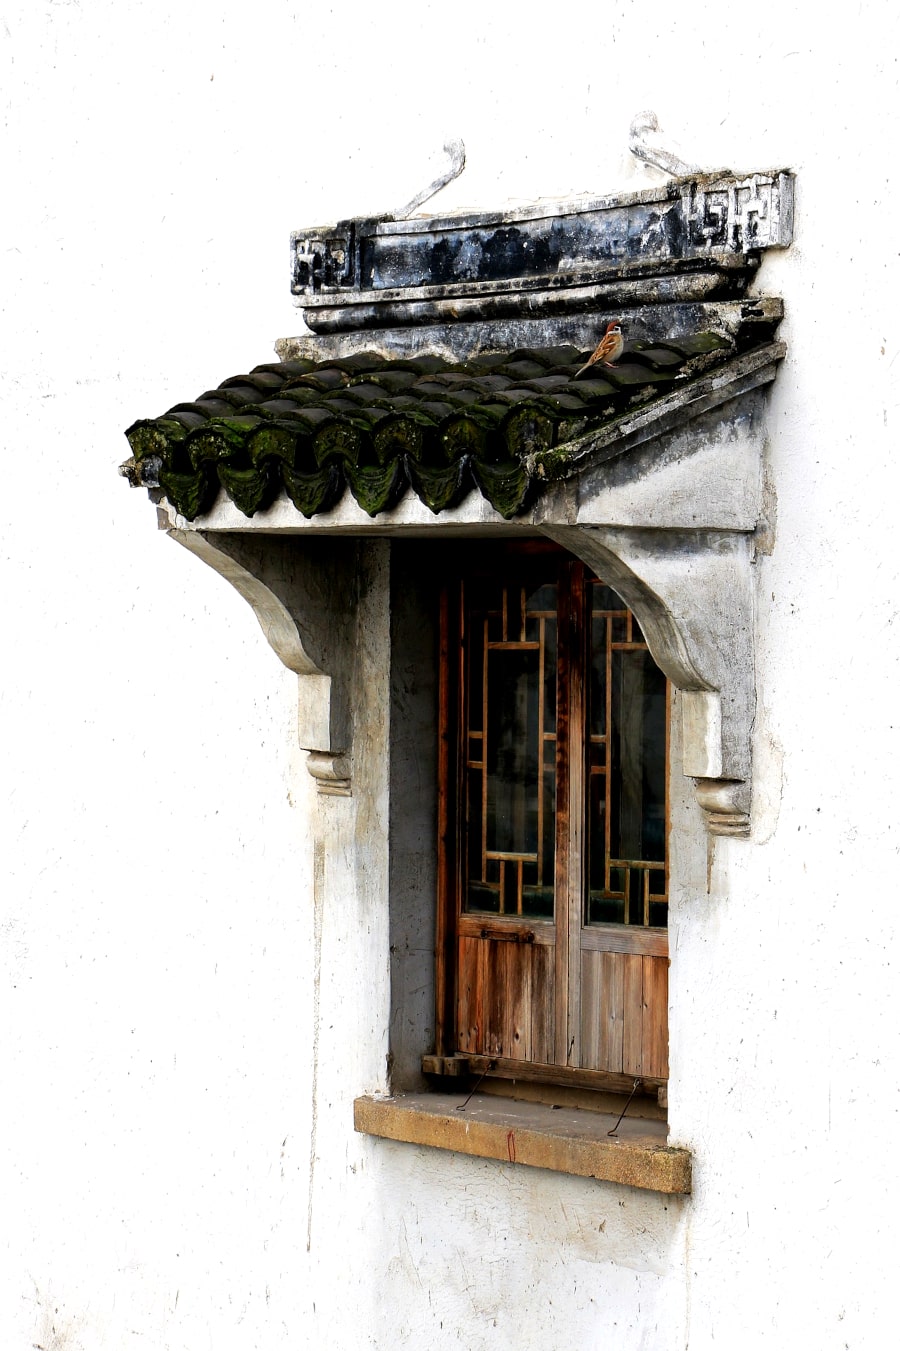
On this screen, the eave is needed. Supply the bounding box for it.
[122,167,794,835]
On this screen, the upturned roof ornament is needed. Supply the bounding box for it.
[629,110,699,177]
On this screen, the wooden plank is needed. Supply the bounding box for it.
[428,1055,666,1094]
[485,940,508,1057]
[530,941,555,1065]
[456,936,485,1054]
[458,914,554,945]
[580,948,601,1070]
[505,941,531,1061]
[580,924,668,957]
[642,955,669,1080]
[598,951,625,1074]
[435,583,454,1056]
[622,952,644,1076]
[565,562,586,1071]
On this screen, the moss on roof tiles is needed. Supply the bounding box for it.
[122,334,737,521]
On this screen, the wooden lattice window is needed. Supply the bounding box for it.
[435,542,670,1093]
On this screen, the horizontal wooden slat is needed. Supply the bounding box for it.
[457,1053,665,1094]
[580,924,668,956]
[458,915,556,945]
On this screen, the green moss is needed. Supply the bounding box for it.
[408,458,471,513]
[217,463,278,517]
[345,460,406,517]
[158,467,217,521]
[282,462,343,518]
[471,458,531,519]
[124,332,743,520]
[502,403,556,459]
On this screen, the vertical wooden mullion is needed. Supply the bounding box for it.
[642,954,669,1079]
[435,581,458,1058]
[563,562,586,1068]
[530,940,555,1065]
[580,948,600,1069]
[537,614,545,900]
[552,560,570,1065]
[605,593,613,894]
[481,615,489,894]
[622,952,644,1075]
[599,951,625,1073]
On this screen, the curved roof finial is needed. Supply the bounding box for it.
[396,139,466,219]
[629,111,699,178]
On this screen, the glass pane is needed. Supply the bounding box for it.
[587,891,625,924]
[589,614,606,737]
[467,881,500,913]
[466,617,485,734]
[464,569,557,920]
[485,646,541,856]
[649,900,667,927]
[586,594,668,928]
[610,648,667,867]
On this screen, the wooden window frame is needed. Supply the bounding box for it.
[432,541,670,1099]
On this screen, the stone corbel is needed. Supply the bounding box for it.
[168,530,358,795]
[544,524,755,837]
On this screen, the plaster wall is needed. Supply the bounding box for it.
[2,3,899,1348]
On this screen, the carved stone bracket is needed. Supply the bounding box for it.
[544,524,754,837]
[169,530,359,791]
[306,752,352,798]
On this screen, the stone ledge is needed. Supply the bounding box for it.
[354,1092,691,1194]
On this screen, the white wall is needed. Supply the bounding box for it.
[3,3,899,1347]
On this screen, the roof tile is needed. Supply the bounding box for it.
[123,334,743,520]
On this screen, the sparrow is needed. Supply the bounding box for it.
[573,322,624,378]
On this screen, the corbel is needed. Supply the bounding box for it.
[168,529,358,794]
[544,523,755,837]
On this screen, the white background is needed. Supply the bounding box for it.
[2,3,899,1347]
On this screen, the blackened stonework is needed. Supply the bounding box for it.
[291,173,793,311]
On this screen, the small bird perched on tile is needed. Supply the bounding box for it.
[574,321,625,378]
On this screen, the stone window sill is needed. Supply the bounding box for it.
[354,1092,691,1194]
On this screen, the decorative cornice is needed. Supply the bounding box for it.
[290,171,793,332]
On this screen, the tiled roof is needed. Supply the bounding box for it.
[122,333,736,521]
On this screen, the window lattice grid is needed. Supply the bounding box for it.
[463,574,557,918]
[587,583,668,928]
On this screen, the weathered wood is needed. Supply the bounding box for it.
[622,952,644,1076]
[530,941,555,1066]
[485,941,507,1058]
[642,955,669,1080]
[565,561,587,1071]
[458,914,553,944]
[599,951,625,1074]
[581,949,600,1070]
[435,585,454,1056]
[456,936,485,1054]
[580,924,668,956]
[506,942,531,1061]
[421,1054,468,1076]
[458,1054,664,1095]
[442,548,670,1093]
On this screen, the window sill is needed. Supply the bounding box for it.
[354,1091,691,1194]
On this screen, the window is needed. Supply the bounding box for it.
[433,542,670,1095]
